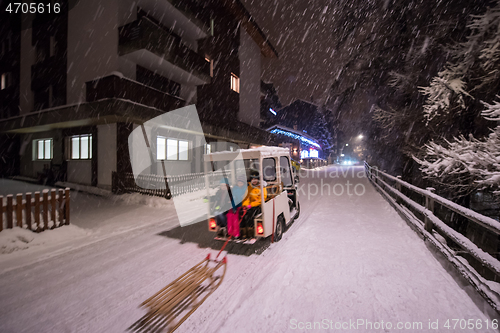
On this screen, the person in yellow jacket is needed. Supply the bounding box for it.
[242,174,267,208]
[241,170,267,233]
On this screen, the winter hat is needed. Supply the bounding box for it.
[250,170,259,179]
[237,175,247,183]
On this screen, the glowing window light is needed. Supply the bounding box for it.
[269,108,276,115]
[270,129,321,148]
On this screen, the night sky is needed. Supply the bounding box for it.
[241,0,339,107]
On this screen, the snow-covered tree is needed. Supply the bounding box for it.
[420,1,500,125]
[419,65,470,124]
[414,2,500,197]
[416,99,500,196]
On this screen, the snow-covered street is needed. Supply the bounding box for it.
[0,166,497,332]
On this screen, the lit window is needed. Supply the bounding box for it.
[157,137,166,160]
[167,139,178,160]
[205,56,213,77]
[70,134,92,159]
[178,140,189,160]
[33,138,53,160]
[0,73,9,90]
[157,137,190,161]
[230,73,239,93]
[204,143,211,154]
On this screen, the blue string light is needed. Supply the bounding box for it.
[270,129,321,148]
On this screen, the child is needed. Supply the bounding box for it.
[226,174,248,237]
[240,171,267,236]
[212,178,232,231]
[232,174,248,207]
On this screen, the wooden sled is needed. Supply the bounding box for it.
[129,254,227,333]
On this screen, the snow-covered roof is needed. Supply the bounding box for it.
[267,125,322,149]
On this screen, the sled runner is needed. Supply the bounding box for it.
[129,254,227,333]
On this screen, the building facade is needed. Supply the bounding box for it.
[267,99,336,163]
[0,0,278,188]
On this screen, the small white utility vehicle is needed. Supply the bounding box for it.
[205,147,300,242]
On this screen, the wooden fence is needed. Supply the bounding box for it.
[0,188,70,232]
[365,162,500,314]
[112,170,232,198]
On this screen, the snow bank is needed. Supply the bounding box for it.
[55,181,112,197]
[0,226,89,255]
[111,193,173,208]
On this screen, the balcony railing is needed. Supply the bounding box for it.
[118,16,210,83]
[86,74,185,111]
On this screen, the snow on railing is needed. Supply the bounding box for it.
[373,166,500,235]
[365,162,500,312]
[0,188,70,232]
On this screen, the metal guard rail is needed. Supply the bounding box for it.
[364,161,500,313]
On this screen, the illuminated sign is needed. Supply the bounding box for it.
[309,149,318,158]
[270,129,321,148]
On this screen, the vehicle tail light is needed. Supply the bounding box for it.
[209,218,216,230]
[257,222,264,235]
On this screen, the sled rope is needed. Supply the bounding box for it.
[216,236,231,259]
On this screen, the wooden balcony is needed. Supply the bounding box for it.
[86,74,185,112]
[118,17,211,85]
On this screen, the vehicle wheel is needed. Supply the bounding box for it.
[275,215,285,242]
[294,202,300,219]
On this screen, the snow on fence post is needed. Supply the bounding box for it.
[372,166,379,185]
[6,195,13,229]
[425,188,435,232]
[26,192,32,230]
[0,196,3,232]
[34,192,40,230]
[395,176,402,204]
[43,190,49,230]
[50,189,56,227]
[65,188,70,225]
[58,189,64,226]
[16,194,23,227]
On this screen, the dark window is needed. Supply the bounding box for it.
[263,158,276,182]
[34,87,49,111]
[35,42,47,63]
